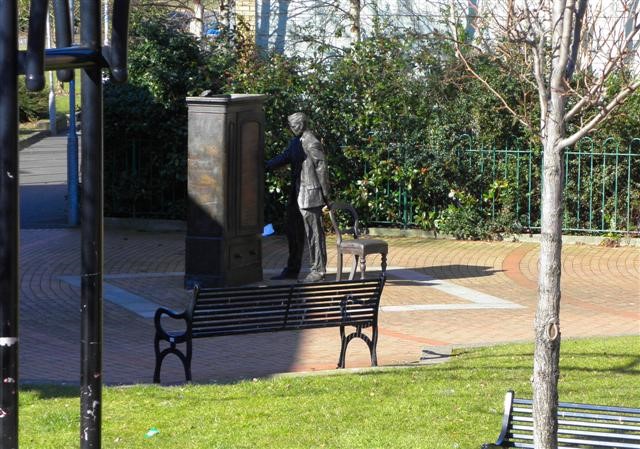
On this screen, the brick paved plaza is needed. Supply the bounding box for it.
[18,228,639,384]
[16,136,639,384]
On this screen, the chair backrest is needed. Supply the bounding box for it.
[328,201,361,244]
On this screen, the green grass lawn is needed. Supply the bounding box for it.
[18,70,81,142]
[52,69,82,113]
[20,336,639,448]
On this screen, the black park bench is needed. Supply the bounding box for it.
[483,390,640,449]
[153,274,386,383]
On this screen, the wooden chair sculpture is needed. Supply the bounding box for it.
[328,202,388,280]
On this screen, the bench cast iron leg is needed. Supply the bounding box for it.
[338,325,377,368]
[338,325,347,368]
[153,335,163,383]
[370,325,378,366]
[185,339,193,381]
[153,335,192,383]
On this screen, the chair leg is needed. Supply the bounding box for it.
[336,251,343,281]
[349,255,359,280]
[359,255,367,279]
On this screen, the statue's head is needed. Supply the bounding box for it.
[288,112,307,136]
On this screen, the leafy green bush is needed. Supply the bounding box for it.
[18,78,49,122]
[104,9,235,218]
[106,16,637,235]
[226,50,307,228]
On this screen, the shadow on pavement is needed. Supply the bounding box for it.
[20,184,68,229]
[387,265,503,286]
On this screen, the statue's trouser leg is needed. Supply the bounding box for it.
[300,206,327,275]
[285,200,304,273]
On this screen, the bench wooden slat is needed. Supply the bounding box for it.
[192,317,376,338]
[195,288,379,306]
[556,438,640,448]
[194,278,377,295]
[197,286,293,295]
[193,294,378,314]
[514,399,640,415]
[512,424,640,442]
[192,314,373,331]
[193,305,288,318]
[513,416,640,432]
[192,316,287,328]
[506,433,638,449]
[193,325,286,338]
[192,302,376,321]
[512,407,640,425]
[483,391,640,449]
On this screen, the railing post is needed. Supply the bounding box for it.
[627,140,639,232]
[0,1,20,447]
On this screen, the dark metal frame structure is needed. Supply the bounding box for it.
[0,1,129,447]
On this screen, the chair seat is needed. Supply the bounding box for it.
[340,239,388,254]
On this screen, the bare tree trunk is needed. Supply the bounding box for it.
[190,0,204,37]
[452,1,640,443]
[350,0,361,42]
[532,2,570,448]
[533,125,563,449]
[220,0,236,30]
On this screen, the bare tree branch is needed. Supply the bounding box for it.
[448,3,532,130]
[561,79,640,147]
[565,20,640,121]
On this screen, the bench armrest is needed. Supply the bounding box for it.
[154,307,189,342]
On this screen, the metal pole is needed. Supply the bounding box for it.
[0,0,20,446]
[103,0,109,47]
[68,0,80,226]
[46,10,58,136]
[80,0,104,446]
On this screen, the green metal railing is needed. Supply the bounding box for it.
[362,136,639,234]
[107,135,639,234]
[105,139,186,219]
[563,137,640,233]
[362,141,420,228]
[457,135,539,230]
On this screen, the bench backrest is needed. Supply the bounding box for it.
[188,275,385,339]
[495,391,640,448]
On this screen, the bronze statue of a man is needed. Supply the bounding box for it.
[267,112,330,283]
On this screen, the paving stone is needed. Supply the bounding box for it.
[15,228,640,385]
